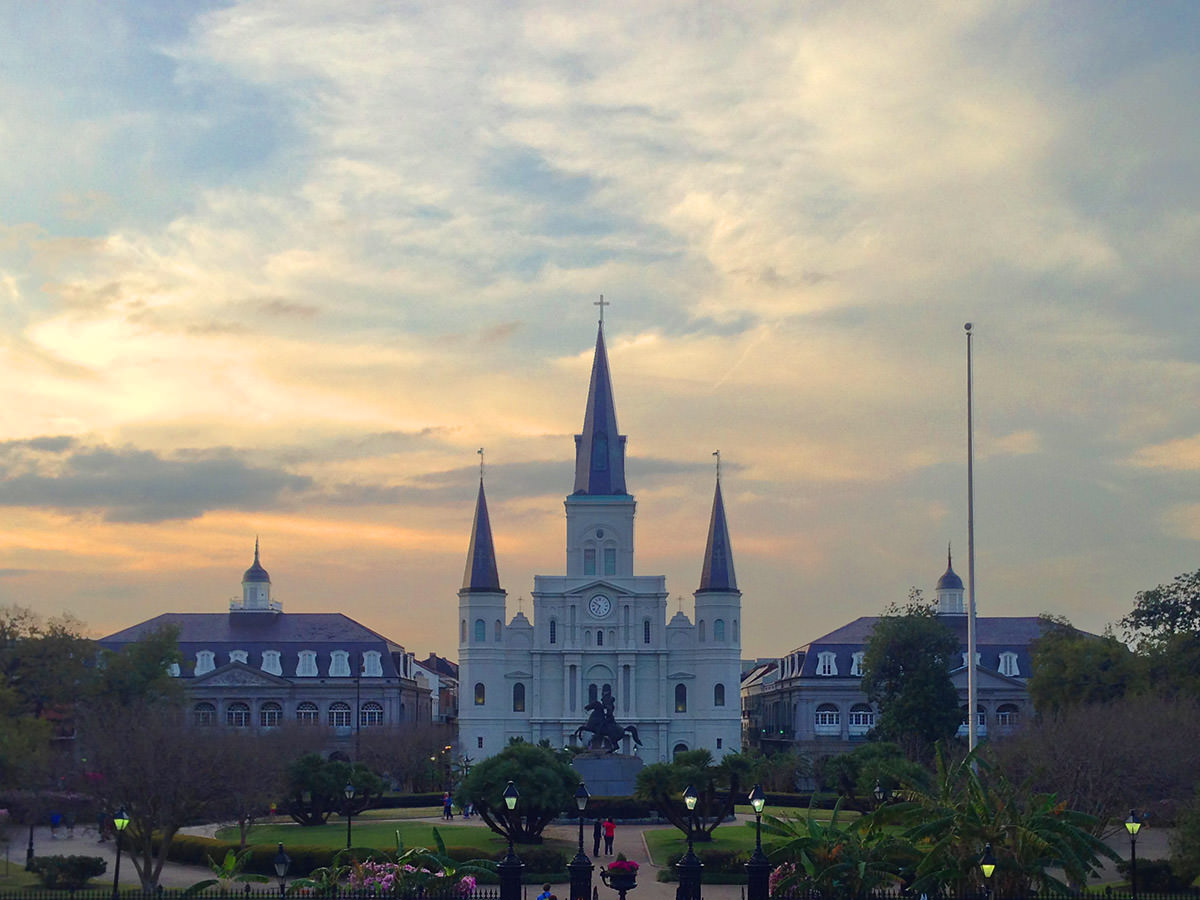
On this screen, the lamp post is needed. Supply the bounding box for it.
[873,780,886,807]
[1126,810,1141,900]
[273,843,291,898]
[676,784,703,900]
[344,782,356,850]
[979,843,996,900]
[498,781,524,900]
[745,784,770,900]
[569,782,594,900]
[111,807,130,900]
[24,821,34,871]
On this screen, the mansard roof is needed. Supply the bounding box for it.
[573,323,628,496]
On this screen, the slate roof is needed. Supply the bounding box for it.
[573,322,628,496]
[462,478,502,592]
[698,477,738,593]
[98,611,407,679]
[788,614,1052,680]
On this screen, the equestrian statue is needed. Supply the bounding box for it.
[572,685,642,754]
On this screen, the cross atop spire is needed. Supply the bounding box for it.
[595,294,609,324]
[713,450,721,480]
[478,447,485,480]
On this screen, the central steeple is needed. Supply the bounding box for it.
[573,321,628,496]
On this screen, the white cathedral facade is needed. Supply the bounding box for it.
[456,321,743,764]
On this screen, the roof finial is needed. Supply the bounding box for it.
[594,294,609,325]
[713,449,721,481]
[478,447,484,481]
[947,541,953,568]
[254,535,260,562]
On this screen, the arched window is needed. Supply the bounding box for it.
[549,619,557,644]
[585,630,593,646]
[699,620,706,642]
[260,702,282,727]
[296,701,319,724]
[733,619,739,642]
[193,702,216,726]
[474,682,486,706]
[475,619,486,641]
[495,619,502,641]
[596,630,604,646]
[512,683,526,712]
[329,650,351,677]
[229,649,248,665]
[584,546,597,576]
[958,705,986,737]
[461,619,466,642]
[360,701,384,727]
[815,703,840,734]
[714,683,726,706]
[296,650,318,677]
[643,619,651,644]
[714,619,725,641]
[848,703,874,735]
[672,743,689,759]
[329,702,352,728]
[226,702,250,727]
[674,683,688,713]
[195,650,215,675]
[261,650,282,676]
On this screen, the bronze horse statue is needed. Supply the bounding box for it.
[572,699,643,754]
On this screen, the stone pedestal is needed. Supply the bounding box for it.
[572,753,644,797]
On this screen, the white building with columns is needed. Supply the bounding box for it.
[456,319,743,764]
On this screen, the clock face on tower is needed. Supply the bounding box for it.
[588,593,612,618]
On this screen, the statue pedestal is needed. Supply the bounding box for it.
[572,753,644,798]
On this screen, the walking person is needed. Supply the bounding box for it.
[592,818,602,856]
[602,817,615,856]
[443,792,453,820]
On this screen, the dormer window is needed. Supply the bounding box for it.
[998,652,1020,677]
[330,650,351,677]
[195,651,215,676]
[961,652,981,668]
[362,650,383,677]
[817,652,838,676]
[229,650,248,665]
[261,650,282,676]
[296,650,318,677]
[850,652,864,677]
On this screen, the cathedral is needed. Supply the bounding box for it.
[456,319,744,763]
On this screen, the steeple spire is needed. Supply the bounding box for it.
[698,472,738,592]
[573,320,627,495]
[462,478,501,591]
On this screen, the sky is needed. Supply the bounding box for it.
[2,0,1199,660]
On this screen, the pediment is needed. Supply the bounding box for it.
[567,579,625,598]
[193,661,291,688]
[949,666,1024,690]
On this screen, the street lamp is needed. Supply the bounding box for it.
[111,807,130,900]
[676,785,703,900]
[745,784,770,900]
[498,782,524,900]
[569,782,593,900]
[873,780,886,806]
[344,782,356,850]
[979,842,996,900]
[1126,810,1142,900]
[273,843,291,898]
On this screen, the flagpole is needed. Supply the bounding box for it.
[965,323,978,753]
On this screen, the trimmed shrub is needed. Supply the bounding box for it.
[1117,858,1192,892]
[663,847,750,874]
[30,855,108,888]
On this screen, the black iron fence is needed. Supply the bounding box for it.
[0,890,500,900]
[773,893,1200,900]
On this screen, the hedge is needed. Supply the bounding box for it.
[29,855,108,888]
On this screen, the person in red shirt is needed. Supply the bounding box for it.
[602,817,616,855]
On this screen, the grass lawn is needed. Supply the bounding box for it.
[643,821,773,865]
[221,821,575,859]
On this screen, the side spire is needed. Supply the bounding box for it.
[698,469,738,592]
[462,477,501,591]
[573,318,627,495]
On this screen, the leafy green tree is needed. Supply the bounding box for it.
[891,746,1117,898]
[0,682,52,789]
[1121,568,1200,646]
[283,753,384,827]
[861,592,960,759]
[0,606,95,717]
[1028,615,1143,713]
[1170,792,1200,886]
[634,749,738,842]
[455,740,577,843]
[817,742,929,800]
[92,625,183,706]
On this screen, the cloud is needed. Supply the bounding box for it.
[0,438,311,522]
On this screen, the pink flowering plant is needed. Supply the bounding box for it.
[340,830,493,897]
[605,855,639,875]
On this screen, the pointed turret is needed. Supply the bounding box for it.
[698,476,738,592]
[235,537,274,611]
[936,543,965,614]
[573,323,627,495]
[462,479,501,591]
